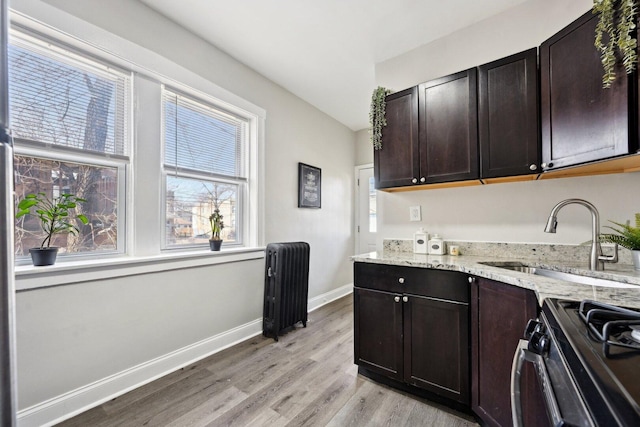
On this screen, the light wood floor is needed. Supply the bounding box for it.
[59,295,478,426]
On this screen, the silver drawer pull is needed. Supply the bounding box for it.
[398,278,405,284]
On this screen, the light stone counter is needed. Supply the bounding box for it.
[352,248,640,310]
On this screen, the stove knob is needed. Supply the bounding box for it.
[524,319,542,339]
[528,331,550,355]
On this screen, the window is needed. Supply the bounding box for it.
[9,29,130,259]
[162,89,248,248]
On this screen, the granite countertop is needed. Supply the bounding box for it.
[352,250,640,309]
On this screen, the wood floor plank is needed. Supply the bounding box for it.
[284,374,361,426]
[324,378,387,427]
[367,388,417,426]
[59,295,479,427]
[206,358,317,426]
[165,386,248,427]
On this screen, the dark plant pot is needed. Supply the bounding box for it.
[209,239,223,251]
[29,247,59,266]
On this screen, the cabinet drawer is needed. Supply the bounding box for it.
[405,269,469,303]
[354,262,418,293]
[354,263,469,303]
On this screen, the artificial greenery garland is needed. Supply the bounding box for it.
[594,0,638,88]
[369,86,391,150]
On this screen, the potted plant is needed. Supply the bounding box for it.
[16,192,89,266]
[600,213,640,270]
[208,208,224,251]
[369,86,391,150]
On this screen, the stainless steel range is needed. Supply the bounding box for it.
[511,298,640,426]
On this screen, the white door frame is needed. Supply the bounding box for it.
[354,163,374,255]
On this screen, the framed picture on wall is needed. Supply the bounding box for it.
[298,162,321,208]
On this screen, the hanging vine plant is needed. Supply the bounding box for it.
[369,86,391,150]
[593,0,639,88]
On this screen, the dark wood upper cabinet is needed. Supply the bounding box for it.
[479,48,540,178]
[540,10,638,171]
[419,68,479,183]
[374,87,419,189]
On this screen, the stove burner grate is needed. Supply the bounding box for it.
[578,300,640,357]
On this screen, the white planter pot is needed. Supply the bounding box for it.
[633,250,640,271]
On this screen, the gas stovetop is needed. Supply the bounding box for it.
[545,299,640,426]
[578,300,640,357]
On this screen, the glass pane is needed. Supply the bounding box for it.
[166,176,238,246]
[368,176,377,233]
[8,36,128,155]
[164,91,245,178]
[14,156,119,256]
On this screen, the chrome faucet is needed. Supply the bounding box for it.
[544,198,618,271]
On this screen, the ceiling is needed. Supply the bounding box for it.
[139,0,529,131]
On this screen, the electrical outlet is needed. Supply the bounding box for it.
[409,206,421,222]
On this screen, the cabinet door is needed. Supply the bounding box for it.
[404,294,469,404]
[419,69,479,184]
[471,278,544,427]
[479,48,540,178]
[374,87,419,189]
[540,11,636,171]
[353,287,403,380]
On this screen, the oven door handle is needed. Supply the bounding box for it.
[511,339,563,427]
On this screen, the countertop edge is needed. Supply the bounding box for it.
[352,253,640,309]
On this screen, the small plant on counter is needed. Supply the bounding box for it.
[599,213,640,250]
[593,0,639,88]
[209,209,224,240]
[16,192,89,249]
[208,209,224,251]
[369,86,391,150]
[16,192,89,266]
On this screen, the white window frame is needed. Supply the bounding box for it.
[10,26,132,264]
[10,8,265,277]
[160,85,255,250]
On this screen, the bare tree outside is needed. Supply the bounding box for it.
[163,90,243,247]
[9,36,124,256]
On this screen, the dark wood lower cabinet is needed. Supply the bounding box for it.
[471,277,546,426]
[353,287,403,380]
[404,294,469,403]
[353,263,470,405]
[354,263,546,424]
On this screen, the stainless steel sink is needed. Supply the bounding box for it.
[479,261,638,288]
[479,261,536,274]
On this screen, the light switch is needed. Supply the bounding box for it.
[409,206,421,222]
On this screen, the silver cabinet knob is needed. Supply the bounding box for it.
[398,278,405,284]
[402,296,409,303]
[412,178,418,184]
[541,163,547,169]
[420,177,426,183]
[394,296,400,303]
[529,164,537,171]
[468,277,475,283]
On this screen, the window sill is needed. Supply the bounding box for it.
[15,246,266,291]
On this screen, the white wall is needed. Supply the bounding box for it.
[355,128,373,166]
[376,0,593,92]
[370,0,640,248]
[13,0,355,420]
